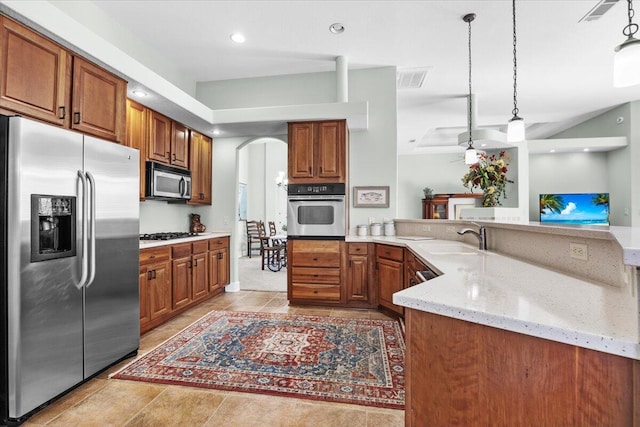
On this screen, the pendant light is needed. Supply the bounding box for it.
[507,0,525,142]
[614,0,640,87]
[463,13,478,165]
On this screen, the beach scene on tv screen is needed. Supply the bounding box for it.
[539,193,610,225]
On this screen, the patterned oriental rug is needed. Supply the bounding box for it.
[113,311,405,409]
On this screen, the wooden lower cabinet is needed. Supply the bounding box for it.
[345,243,376,308]
[288,239,345,305]
[405,309,640,426]
[140,237,229,333]
[376,244,404,315]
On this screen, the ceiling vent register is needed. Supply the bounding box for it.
[396,67,431,90]
[579,0,619,22]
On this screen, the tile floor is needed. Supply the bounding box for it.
[22,290,404,427]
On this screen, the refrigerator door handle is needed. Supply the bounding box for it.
[86,171,97,287]
[77,170,89,289]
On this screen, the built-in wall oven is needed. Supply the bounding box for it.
[287,183,346,239]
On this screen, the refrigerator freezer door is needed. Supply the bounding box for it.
[83,136,139,377]
[6,117,84,418]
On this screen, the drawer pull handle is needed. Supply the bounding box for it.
[59,106,66,119]
[149,255,156,259]
[313,290,318,294]
[73,112,81,124]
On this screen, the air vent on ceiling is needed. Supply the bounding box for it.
[397,67,431,89]
[579,0,619,22]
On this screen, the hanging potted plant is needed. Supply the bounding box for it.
[461,151,514,207]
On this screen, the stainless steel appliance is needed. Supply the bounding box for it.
[287,183,346,239]
[0,115,140,424]
[140,232,197,241]
[145,161,191,201]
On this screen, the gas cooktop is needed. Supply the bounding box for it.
[139,232,197,241]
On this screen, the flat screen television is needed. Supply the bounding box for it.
[539,193,610,226]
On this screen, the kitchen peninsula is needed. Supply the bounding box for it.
[370,219,640,426]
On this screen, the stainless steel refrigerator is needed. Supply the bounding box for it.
[0,115,140,424]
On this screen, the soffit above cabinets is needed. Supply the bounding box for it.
[527,136,628,154]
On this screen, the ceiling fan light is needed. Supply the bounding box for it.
[614,37,640,87]
[465,146,478,165]
[507,115,525,142]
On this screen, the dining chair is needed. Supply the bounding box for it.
[268,221,277,236]
[260,235,286,271]
[245,220,262,258]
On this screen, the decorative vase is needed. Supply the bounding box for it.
[482,190,499,207]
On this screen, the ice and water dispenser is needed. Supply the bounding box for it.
[31,194,76,262]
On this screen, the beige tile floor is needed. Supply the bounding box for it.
[22,291,404,427]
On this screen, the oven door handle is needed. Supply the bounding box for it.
[288,197,345,202]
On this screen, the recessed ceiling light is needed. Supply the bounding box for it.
[480,143,487,147]
[213,129,221,136]
[230,33,245,43]
[583,148,590,152]
[132,90,147,97]
[329,23,345,34]
[550,149,556,153]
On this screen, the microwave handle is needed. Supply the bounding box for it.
[179,177,186,197]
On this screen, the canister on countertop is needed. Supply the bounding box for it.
[370,223,382,236]
[384,220,395,236]
[357,224,368,236]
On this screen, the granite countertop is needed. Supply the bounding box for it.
[347,235,639,360]
[140,232,231,249]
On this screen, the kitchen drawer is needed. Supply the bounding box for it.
[171,243,191,259]
[192,240,208,254]
[209,237,228,250]
[376,244,404,262]
[140,246,171,265]
[348,243,368,255]
[291,267,340,284]
[292,251,341,268]
[290,283,341,301]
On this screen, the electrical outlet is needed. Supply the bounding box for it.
[422,225,430,232]
[446,226,456,233]
[569,243,588,261]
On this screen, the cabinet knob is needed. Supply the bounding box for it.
[149,255,156,259]
[313,290,318,294]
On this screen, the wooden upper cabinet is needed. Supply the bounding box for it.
[288,122,315,180]
[189,130,212,205]
[71,57,126,143]
[0,16,71,126]
[288,120,347,184]
[148,110,172,163]
[0,17,126,143]
[170,121,189,168]
[125,99,147,200]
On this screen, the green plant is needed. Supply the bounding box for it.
[423,187,434,199]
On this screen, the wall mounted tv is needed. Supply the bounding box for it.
[539,193,610,226]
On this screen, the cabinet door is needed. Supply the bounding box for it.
[218,248,229,286]
[172,256,192,310]
[347,254,369,303]
[126,99,147,200]
[148,111,171,163]
[192,252,209,300]
[188,131,212,205]
[71,56,126,143]
[139,266,151,327]
[288,122,315,180]
[377,258,404,315]
[149,261,171,320]
[171,121,189,168]
[316,120,344,181]
[0,17,71,126]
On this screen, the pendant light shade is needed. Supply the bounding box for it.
[507,0,525,142]
[463,13,479,165]
[507,115,525,142]
[614,0,640,87]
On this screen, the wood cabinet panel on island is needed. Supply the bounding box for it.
[376,244,404,316]
[0,16,126,143]
[405,309,640,426]
[288,120,347,184]
[139,236,229,333]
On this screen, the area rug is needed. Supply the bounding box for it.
[112,311,405,409]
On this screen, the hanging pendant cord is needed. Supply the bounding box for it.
[624,0,638,39]
[512,0,519,117]
[467,14,473,147]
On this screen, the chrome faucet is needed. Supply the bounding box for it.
[457,224,487,250]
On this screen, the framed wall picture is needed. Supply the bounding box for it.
[353,186,390,208]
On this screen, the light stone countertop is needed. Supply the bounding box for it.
[139,232,231,249]
[347,235,640,360]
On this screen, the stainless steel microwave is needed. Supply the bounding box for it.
[145,161,191,201]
